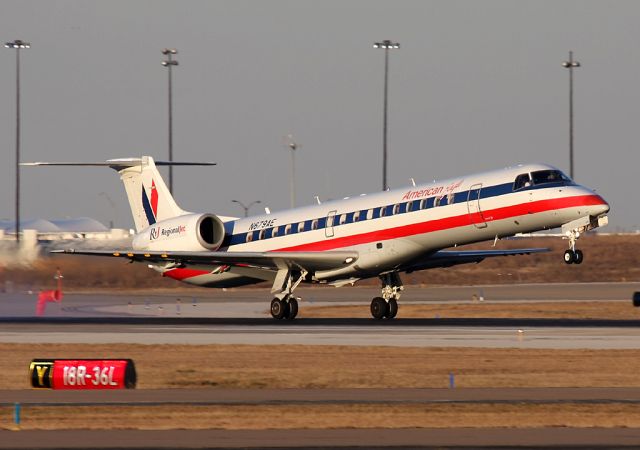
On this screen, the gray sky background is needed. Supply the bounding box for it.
[0,1,638,230]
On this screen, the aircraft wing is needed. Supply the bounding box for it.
[402,248,550,273]
[51,249,358,273]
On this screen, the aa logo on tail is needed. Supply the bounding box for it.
[142,180,159,225]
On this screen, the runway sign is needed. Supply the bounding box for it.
[30,359,136,389]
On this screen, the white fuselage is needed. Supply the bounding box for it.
[153,163,609,286]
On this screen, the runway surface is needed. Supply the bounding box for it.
[1,282,639,348]
[2,319,640,348]
[3,428,640,449]
[2,282,639,318]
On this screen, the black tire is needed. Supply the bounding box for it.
[564,250,574,264]
[370,297,388,320]
[270,298,286,319]
[573,249,584,264]
[387,298,398,319]
[285,297,299,320]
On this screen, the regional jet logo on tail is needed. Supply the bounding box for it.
[141,180,159,225]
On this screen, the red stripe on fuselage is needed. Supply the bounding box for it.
[274,194,606,252]
[163,268,210,280]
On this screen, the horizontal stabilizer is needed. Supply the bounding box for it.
[22,159,215,169]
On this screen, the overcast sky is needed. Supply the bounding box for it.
[1,1,638,230]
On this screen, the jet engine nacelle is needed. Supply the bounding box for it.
[132,213,227,252]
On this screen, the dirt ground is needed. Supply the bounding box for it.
[4,403,640,430]
[4,344,640,390]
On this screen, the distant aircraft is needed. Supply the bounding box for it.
[24,156,609,320]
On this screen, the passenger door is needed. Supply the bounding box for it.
[325,210,337,238]
[467,183,487,228]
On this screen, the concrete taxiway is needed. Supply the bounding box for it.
[3,387,640,405]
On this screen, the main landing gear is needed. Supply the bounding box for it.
[371,273,403,320]
[270,296,299,320]
[269,268,306,320]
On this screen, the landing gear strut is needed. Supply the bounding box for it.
[371,273,403,320]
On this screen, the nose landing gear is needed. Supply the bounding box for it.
[563,227,584,265]
[562,218,589,265]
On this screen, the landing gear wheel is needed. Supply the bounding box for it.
[573,249,584,264]
[386,299,398,319]
[370,297,388,320]
[270,298,287,319]
[285,297,299,320]
[564,250,574,264]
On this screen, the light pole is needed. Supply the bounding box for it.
[284,134,300,209]
[162,48,178,194]
[562,51,580,180]
[5,39,30,243]
[232,200,261,218]
[373,39,400,191]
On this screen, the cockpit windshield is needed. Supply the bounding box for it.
[531,169,571,185]
[513,169,572,191]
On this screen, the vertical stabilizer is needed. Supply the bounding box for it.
[110,156,185,232]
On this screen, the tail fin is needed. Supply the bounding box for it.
[114,156,184,231]
[23,156,216,233]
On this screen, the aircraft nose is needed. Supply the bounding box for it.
[590,194,610,216]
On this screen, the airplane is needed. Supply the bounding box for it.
[24,156,609,320]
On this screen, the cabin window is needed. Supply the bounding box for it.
[298,222,305,233]
[246,232,254,243]
[407,202,413,212]
[513,173,532,191]
[420,199,428,210]
[380,207,387,218]
[284,224,292,235]
[434,196,442,207]
[259,229,266,240]
[393,204,401,215]
[353,211,360,222]
[339,214,347,225]
[312,219,319,230]
[366,209,374,220]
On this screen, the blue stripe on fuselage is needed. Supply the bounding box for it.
[223,180,575,248]
[141,186,156,225]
